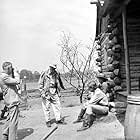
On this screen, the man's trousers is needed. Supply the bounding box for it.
[86,104,109,115]
[42,94,61,122]
[2,105,19,140]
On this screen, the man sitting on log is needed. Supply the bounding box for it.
[73,73,110,124]
[73,86,92,124]
[77,81,109,132]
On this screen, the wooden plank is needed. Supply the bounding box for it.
[122,9,131,95]
[120,73,140,78]
[120,66,140,72]
[127,42,140,46]
[40,126,58,140]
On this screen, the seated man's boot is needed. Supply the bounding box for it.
[88,114,96,128]
[73,108,86,124]
[73,116,82,124]
[77,114,95,132]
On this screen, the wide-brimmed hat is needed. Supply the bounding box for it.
[49,64,57,69]
[97,73,108,80]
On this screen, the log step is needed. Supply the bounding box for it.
[110,107,126,114]
[116,91,127,102]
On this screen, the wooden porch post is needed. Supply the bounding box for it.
[122,7,131,95]
[90,0,102,36]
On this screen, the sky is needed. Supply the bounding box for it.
[0,0,97,73]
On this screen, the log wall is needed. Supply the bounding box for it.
[95,16,123,94]
[119,1,140,91]
[95,0,140,94]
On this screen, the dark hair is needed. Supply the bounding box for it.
[2,62,12,70]
[88,81,97,91]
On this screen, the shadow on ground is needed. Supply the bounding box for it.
[17,128,34,140]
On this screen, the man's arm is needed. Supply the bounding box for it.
[38,71,45,95]
[88,89,104,104]
[3,74,20,85]
[58,73,65,90]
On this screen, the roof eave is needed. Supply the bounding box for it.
[100,0,131,18]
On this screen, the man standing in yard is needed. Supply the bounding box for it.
[38,64,66,127]
[0,62,21,140]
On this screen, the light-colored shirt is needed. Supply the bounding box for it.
[88,88,109,106]
[0,72,20,108]
[38,69,65,96]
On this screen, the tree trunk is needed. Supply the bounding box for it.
[80,83,85,103]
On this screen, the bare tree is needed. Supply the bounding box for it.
[58,32,97,103]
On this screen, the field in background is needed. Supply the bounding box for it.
[25,77,79,90]
[26,82,39,91]
[22,77,80,99]
[19,79,81,109]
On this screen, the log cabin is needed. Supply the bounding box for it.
[91,0,140,101]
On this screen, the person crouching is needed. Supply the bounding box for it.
[77,81,109,132]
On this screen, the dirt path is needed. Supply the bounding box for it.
[0,97,125,140]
